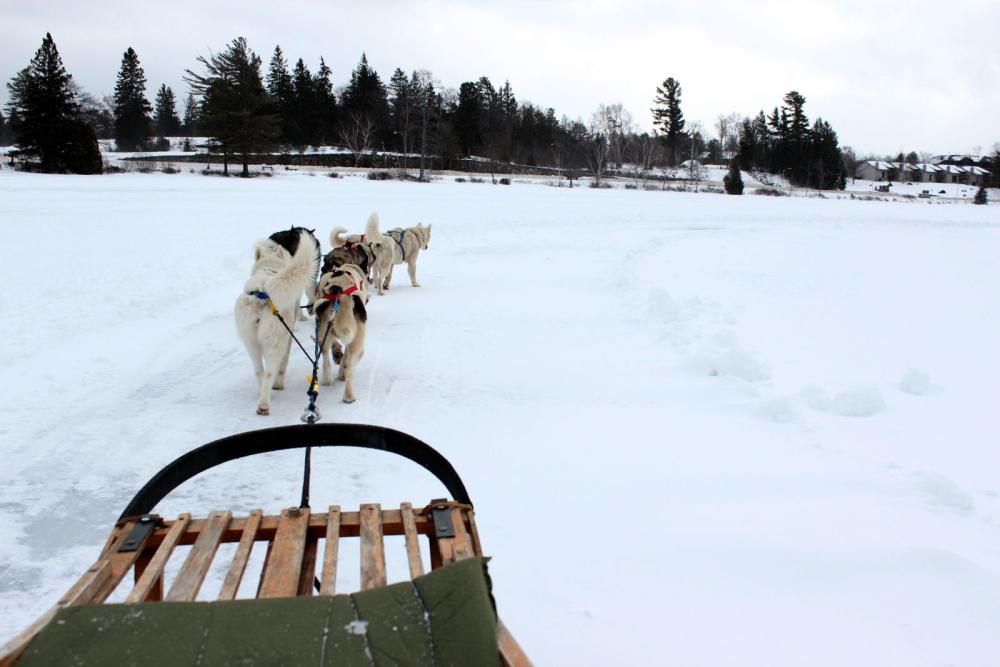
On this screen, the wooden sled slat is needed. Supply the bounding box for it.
[319,505,341,595]
[126,513,191,603]
[497,619,535,667]
[359,503,386,590]
[217,509,262,601]
[400,502,425,578]
[165,510,231,602]
[296,538,318,596]
[89,518,153,603]
[258,507,310,599]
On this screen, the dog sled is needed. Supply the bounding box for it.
[0,424,531,666]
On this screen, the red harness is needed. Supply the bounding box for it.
[322,283,360,302]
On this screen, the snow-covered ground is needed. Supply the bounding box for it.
[1,168,999,665]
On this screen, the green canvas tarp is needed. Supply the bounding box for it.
[18,556,499,667]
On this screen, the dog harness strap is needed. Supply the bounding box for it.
[389,229,407,261]
[320,284,359,303]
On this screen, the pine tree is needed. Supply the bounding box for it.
[723,156,744,194]
[291,58,317,147]
[185,37,278,176]
[153,84,181,136]
[112,47,151,150]
[5,33,101,173]
[389,67,413,159]
[182,93,199,136]
[454,82,481,156]
[266,46,294,145]
[0,109,8,145]
[313,58,337,145]
[340,54,388,141]
[411,70,438,179]
[651,77,684,166]
[974,185,988,205]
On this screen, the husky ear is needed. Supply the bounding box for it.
[255,246,263,261]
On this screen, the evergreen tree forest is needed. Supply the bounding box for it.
[2,33,865,188]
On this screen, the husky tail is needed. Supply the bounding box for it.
[330,226,349,248]
[364,212,385,242]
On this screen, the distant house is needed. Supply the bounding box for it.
[932,154,996,168]
[888,162,918,181]
[911,163,941,183]
[856,160,893,181]
[935,164,965,184]
[959,165,991,186]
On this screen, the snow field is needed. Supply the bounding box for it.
[0,169,999,665]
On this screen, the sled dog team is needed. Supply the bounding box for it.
[234,212,432,415]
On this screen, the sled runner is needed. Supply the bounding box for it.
[0,424,531,666]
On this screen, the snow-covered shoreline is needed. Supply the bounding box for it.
[1,169,998,665]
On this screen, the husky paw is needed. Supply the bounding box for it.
[272,381,284,390]
[342,396,356,404]
[321,376,332,386]
[256,406,270,416]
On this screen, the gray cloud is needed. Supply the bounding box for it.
[2,0,997,155]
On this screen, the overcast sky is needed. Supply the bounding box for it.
[2,0,998,156]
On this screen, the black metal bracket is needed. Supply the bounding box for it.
[430,499,455,538]
[117,514,158,552]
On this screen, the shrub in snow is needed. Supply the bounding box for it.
[367,170,392,181]
[974,186,988,205]
[723,158,744,195]
[499,177,511,185]
[754,187,787,197]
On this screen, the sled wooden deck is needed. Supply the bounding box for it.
[0,501,531,667]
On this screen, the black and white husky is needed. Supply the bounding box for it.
[234,227,320,415]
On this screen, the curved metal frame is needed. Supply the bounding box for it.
[118,423,471,519]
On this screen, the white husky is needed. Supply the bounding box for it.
[234,227,320,415]
[366,214,432,291]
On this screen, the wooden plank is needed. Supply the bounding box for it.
[147,508,432,547]
[258,507,311,598]
[297,539,318,596]
[255,541,274,598]
[449,507,475,561]
[126,513,191,603]
[497,619,535,667]
[467,509,485,556]
[319,505,341,595]
[90,519,154,603]
[359,503,386,590]
[400,502,424,578]
[217,509,262,600]
[165,510,231,602]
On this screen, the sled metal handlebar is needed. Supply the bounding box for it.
[118,423,471,519]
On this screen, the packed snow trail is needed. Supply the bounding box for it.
[1,169,999,665]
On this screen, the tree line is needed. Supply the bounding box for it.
[4,32,862,188]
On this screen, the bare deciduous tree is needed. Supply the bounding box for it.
[592,102,634,173]
[636,132,661,186]
[340,112,375,167]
